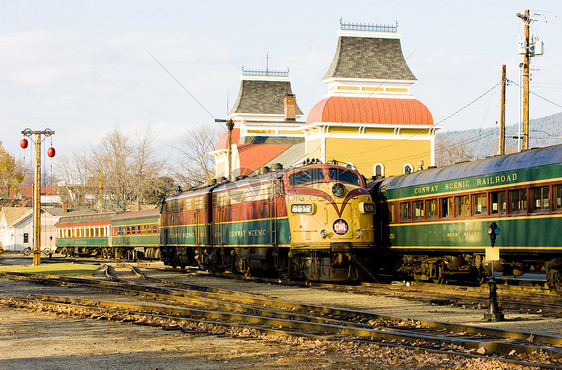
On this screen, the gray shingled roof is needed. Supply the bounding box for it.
[229,80,303,116]
[323,36,416,81]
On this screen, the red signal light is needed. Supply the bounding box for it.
[20,138,28,149]
[47,147,56,157]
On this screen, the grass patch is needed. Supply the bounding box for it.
[0,263,99,277]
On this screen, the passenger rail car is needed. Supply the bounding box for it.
[110,208,160,260]
[160,163,376,281]
[370,144,562,290]
[55,209,161,259]
[55,212,114,257]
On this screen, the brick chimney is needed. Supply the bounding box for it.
[283,93,296,121]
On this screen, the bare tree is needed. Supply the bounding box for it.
[174,125,223,188]
[57,151,95,208]
[57,126,167,211]
[435,135,474,167]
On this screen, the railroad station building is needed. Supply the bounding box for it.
[213,20,437,180]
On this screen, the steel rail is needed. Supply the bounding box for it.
[5,295,559,369]
[2,271,562,352]
[105,269,562,349]
[15,293,562,360]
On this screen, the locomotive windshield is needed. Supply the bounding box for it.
[289,168,325,185]
[328,168,361,186]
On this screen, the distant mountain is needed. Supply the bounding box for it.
[435,111,562,165]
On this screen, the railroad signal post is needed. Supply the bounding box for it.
[484,222,504,321]
[20,128,56,266]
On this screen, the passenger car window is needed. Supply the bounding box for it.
[413,200,424,220]
[289,168,325,185]
[400,202,411,221]
[530,186,549,212]
[554,185,562,211]
[426,199,438,219]
[509,189,527,213]
[472,193,487,216]
[490,191,506,215]
[455,195,469,217]
[440,197,453,218]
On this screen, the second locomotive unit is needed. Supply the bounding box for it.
[160,162,376,281]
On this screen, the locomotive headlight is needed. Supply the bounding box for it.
[332,183,346,197]
[291,204,315,214]
[320,229,328,238]
[356,229,363,238]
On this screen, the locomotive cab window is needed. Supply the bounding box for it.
[509,188,527,214]
[289,168,325,186]
[530,186,549,212]
[440,197,453,218]
[472,193,487,216]
[491,191,507,215]
[555,185,562,211]
[328,168,361,186]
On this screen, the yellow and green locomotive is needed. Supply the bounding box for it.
[160,162,376,281]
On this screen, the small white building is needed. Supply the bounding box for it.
[0,207,61,252]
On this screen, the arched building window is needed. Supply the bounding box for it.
[403,164,414,174]
[373,163,385,178]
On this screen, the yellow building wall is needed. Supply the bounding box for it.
[305,138,323,160]
[324,137,433,178]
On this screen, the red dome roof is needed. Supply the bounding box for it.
[306,97,433,125]
[215,128,240,150]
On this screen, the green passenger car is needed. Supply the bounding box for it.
[370,144,562,290]
[110,208,161,259]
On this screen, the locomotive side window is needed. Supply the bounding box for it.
[289,168,325,185]
[472,193,487,216]
[490,191,506,214]
[400,202,411,221]
[413,200,424,220]
[530,186,550,212]
[440,197,453,218]
[455,195,469,217]
[328,168,361,186]
[555,185,562,211]
[509,188,527,213]
[426,199,438,219]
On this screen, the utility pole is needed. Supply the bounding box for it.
[499,65,506,155]
[517,9,531,151]
[21,128,55,266]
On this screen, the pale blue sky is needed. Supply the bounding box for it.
[1,0,561,160]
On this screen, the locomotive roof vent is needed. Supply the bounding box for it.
[210,178,217,185]
[427,165,437,169]
[417,160,424,171]
[259,166,271,175]
[235,175,248,181]
[272,163,283,171]
[218,176,228,183]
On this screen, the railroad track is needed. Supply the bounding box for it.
[152,265,562,317]
[0,269,561,368]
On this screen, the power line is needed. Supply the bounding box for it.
[509,79,562,109]
[145,49,217,122]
